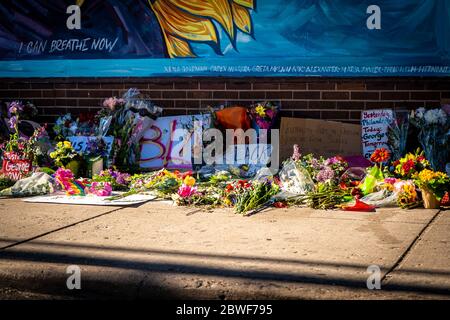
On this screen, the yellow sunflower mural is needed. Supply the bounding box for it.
[148,0,255,58]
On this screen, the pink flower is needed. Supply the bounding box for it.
[266,109,276,119]
[384,177,397,185]
[177,184,198,198]
[55,168,74,182]
[256,119,271,129]
[89,181,113,197]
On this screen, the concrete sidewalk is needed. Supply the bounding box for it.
[0,198,449,300]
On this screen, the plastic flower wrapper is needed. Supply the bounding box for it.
[0,172,56,197]
[410,107,450,171]
[387,112,409,161]
[359,178,400,208]
[394,180,420,209]
[358,165,385,195]
[278,161,315,196]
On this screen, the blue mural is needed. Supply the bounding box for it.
[0,0,449,77]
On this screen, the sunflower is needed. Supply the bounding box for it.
[149,0,255,58]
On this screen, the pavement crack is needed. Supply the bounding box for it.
[0,207,126,251]
[381,209,443,284]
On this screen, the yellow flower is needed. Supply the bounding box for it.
[183,176,196,187]
[418,169,448,183]
[57,142,63,148]
[64,141,72,148]
[255,105,266,117]
[49,152,56,159]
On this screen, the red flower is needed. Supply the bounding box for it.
[402,160,415,174]
[225,184,234,193]
[273,201,287,208]
[370,148,391,163]
[180,170,193,179]
[417,155,425,162]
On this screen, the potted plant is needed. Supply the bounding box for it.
[49,141,82,177]
[414,169,450,209]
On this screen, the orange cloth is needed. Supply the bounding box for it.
[215,106,251,130]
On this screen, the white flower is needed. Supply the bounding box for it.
[69,124,78,135]
[415,107,426,119]
[424,108,446,125]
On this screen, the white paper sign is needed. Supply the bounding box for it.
[139,114,211,170]
[361,109,394,159]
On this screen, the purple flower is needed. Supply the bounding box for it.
[8,101,24,117]
[310,158,321,170]
[266,109,275,119]
[8,116,18,129]
[316,167,335,182]
[116,173,130,185]
[325,157,340,166]
[292,144,301,161]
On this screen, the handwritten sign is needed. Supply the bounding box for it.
[361,109,394,159]
[68,136,114,155]
[2,152,32,181]
[279,118,362,161]
[139,114,211,170]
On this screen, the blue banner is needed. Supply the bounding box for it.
[0,0,449,77]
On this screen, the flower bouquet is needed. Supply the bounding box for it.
[410,108,450,171]
[234,180,280,215]
[92,168,131,191]
[249,101,279,132]
[53,113,78,140]
[394,180,421,209]
[98,89,162,169]
[387,112,410,161]
[392,149,429,179]
[49,141,82,177]
[1,101,47,180]
[414,169,449,209]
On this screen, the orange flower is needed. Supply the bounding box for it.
[370,148,391,163]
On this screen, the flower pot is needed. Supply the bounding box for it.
[421,188,440,209]
[64,160,81,178]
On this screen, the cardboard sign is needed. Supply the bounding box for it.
[279,118,362,161]
[361,109,394,159]
[68,136,114,155]
[2,152,32,181]
[139,114,211,170]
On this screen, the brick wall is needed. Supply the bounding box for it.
[0,77,449,124]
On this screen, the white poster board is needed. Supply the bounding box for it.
[361,109,394,160]
[139,114,211,170]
